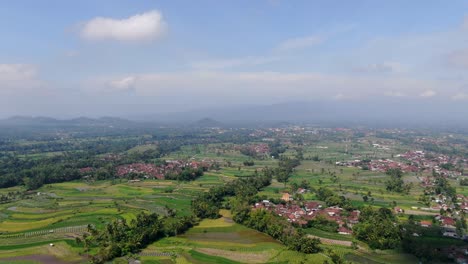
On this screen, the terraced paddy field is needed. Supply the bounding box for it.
[0,141,460,263]
[135,210,418,264]
[140,210,332,264]
[0,174,227,261]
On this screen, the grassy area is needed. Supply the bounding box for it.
[304,227,353,241]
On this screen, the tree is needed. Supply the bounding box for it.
[298,236,321,254]
[243,160,255,166]
[353,207,401,249]
[327,249,346,264]
[418,194,431,207]
[299,180,310,189]
[277,170,291,187]
[456,219,465,238]
[385,168,411,194]
[460,178,468,186]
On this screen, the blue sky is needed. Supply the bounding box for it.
[1,0,468,117]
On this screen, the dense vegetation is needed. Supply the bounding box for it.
[191,169,274,219]
[239,209,322,254]
[316,187,353,209]
[84,212,196,263]
[385,168,412,194]
[353,207,402,249]
[165,167,204,181]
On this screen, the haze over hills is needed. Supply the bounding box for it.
[138,100,468,128]
[191,118,224,128]
[0,116,135,127]
[2,99,468,130]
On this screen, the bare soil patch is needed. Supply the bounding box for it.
[0,255,77,264]
[196,248,271,263]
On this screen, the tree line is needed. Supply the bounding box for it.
[81,212,196,263]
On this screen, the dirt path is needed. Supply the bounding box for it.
[404,209,437,216]
[0,255,73,264]
[307,235,352,247]
[196,248,271,263]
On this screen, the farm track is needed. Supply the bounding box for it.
[139,251,179,257]
[307,234,352,247]
[0,224,90,240]
[404,209,437,216]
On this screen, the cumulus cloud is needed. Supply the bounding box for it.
[0,64,45,95]
[89,71,448,103]
[80,10,167,42]
[384,91,406,97]
[354,62,406,73]
[190,56,280,70]
[0,64,37,80]
[420,90,436,97]
[108,76,136,91]
[333,93,358,100]
[452,92,468,100]
[276,35,323,51]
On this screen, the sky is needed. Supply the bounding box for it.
[2,0,468,119]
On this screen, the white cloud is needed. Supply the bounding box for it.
[420,90,436,97]
[0,64,37,81]
[190,56,280,70]
[452,92,468,100]
[354,62,406,74]
[276,35,323,51]
[108,76,136,91]
[89,71,450,103]
[333,93,345,100]
[384,91,406,97]
[80,10,167,42]
[0,64,45,95]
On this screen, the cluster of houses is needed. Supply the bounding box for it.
[371,143,391,151]
[397,151,465,177]
[415,194,468,239]
[336,150,466,177]
[115,160,210,179]
[419,193,468,213]
[253,195,359,235]
[235,143,271,156]
[336,158,419,173]
[369,159,419,173]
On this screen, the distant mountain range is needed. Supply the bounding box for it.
[0,116,135,127]
[191,118,224,128]
[147,100,468,128]
[2,99,468,129]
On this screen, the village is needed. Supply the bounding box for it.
[80,159,214,181]
[253,191,359,235]
[336,150,466,177]
[251,186,468,245]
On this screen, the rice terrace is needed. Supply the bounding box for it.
[0,118,467,263]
